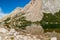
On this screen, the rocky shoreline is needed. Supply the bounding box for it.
[0,27,59,40]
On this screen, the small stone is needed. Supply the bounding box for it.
[23,36,28,40]
[0,36,2,40]
[51,37,57,40]
[0,28,8,33]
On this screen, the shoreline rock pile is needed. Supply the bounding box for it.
[0,27,49,40]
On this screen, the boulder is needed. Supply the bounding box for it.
[26,24,44,35]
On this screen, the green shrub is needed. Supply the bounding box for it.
[40,10,60,30]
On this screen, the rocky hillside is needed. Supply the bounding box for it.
[0,0,60,40]
[0,0,44,40]
[0,0,44,34]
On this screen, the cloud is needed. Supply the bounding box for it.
[0,8,8,18]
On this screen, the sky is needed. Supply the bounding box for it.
[0,0,60,18]
[0,0,30,18]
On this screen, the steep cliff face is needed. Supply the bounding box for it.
[24,0,43,22]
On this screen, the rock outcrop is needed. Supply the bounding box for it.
[24,0,43,22]
[0,0,43,22]
[42,0,60,13]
